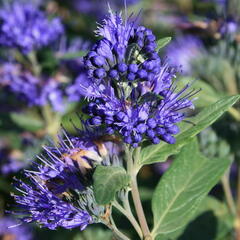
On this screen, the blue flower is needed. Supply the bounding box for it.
[0,1,64,53]
[13,176,93,230]
[0,63,65,112]
[165,35,204,75]
[81,12,197,147]
[12,127,123,229]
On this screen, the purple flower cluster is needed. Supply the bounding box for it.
[0,217,32,240]
[0,63,65,112]
[81,11,196,147]
[166,35,204,75]
[0,1,64,53]
[14,176,92,230]
[13,126,122,230]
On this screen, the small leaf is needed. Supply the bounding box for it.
[151,139,231,239]
[140,95,240,165]
[10,111,44,132]
[93,165,130,205]
[156,37,172,51]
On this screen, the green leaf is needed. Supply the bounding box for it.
[156,37,172,51]
[161,196,233,240]
[176,196,233,240]
[93,165,130,205]
[10,111,44,132]
[140,95,240,165]
[151,139,231,239]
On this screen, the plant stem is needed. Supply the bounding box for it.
[235,166,240,240]
[42,104,60,142]
[125,146,151,239]
[229,107,240,122]
[110,215,131,240]
[28,51,41,76]
[221,170,236,215]
[131,174,151,240]
[113,200,143,239]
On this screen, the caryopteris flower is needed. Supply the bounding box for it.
[0,63,65,112]
[13,126,123,230]
[81,11,197,147]
[0,1,64,53]
[165,35,204,75]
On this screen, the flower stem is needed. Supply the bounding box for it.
[131,175,151,240]
[113,200,143,239]
[109,215,131,240]
[28,51,41,76]
[228,107,240,122]
[125,145,151,239]
[42,104,60,142]
[221,170,236,216]
[235,166,240,239]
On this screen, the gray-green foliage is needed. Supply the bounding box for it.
[151,139,231,239]
[10,110,44,132]
[93,165,130,205]
[176,196,233,240]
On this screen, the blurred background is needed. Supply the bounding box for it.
[0,0,240,239]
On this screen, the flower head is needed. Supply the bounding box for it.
[12,126,123,230]
[81,12,197,147]
[0,1,64,53]
[14,176,92,230]
[165,35,204,75]
[0,63,65,112]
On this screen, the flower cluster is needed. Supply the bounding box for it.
[13,126,123,230]
[0,63,65,112]
[0,34,92,112]
[81,11,196,147]
[165,35,204,75]
[0,1,64,53]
